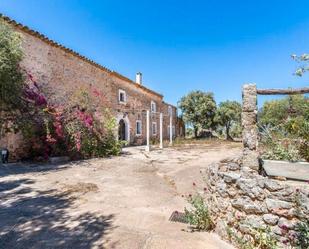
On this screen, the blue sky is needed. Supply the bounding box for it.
[1,0,309,106]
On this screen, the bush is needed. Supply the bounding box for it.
[227,225,278,249]
[258,95,309,162]
[184,194,214,231]
[295,221,309,249]
[261,140,302,162]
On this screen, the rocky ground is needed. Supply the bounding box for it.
[0,140,241,249]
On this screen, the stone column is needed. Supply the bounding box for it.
[145,110,150,152]
[242,84,259,171]
[160,113,163,149]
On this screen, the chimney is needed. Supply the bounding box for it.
[136,72,142,85]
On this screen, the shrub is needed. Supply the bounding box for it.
[295,221,309,249]
[227,225,278,249]
[184,194,214,231]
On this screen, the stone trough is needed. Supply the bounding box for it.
[262,159,309,182]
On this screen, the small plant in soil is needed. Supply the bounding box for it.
[184,193,214,231]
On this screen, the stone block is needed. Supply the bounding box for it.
[222,172,241,183]
[263,214,279,225]
[232,196,263,214]
[245,215,266,230]
[278,217,296,230]
[242,148,259,171]
[241,111,257,128]
[227,162,241,171]
[236,178,264,200]
[265,198,293,217]
[242,84,257,112]
[264,180,284,192]
[242,125,258,150]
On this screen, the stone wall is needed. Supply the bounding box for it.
[202,157,309,247]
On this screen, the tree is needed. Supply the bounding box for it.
[0,17,24,111]
[215,100,241,140]
[258,95,309,127]
[178,91,217,138]
[292,53,309,76]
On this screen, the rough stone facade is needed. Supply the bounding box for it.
[242,84,259,171]
[0,17,185,160]
[202,157,309,247]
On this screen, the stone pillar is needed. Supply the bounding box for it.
[160,113,163,149]
[242,84,259,171]
[169,114,173,145]
[145,110,150,152]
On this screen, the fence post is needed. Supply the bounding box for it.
[169,114,173,146]
[145,110,150,152]
[242,84,259,171]
[160,113,163,149]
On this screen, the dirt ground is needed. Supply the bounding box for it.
[0,141,242,249]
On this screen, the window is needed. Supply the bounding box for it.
[151,101,156,113]
[136,120,142,136]
[168,106,172,116]
[118,89,126,103]
[152,122,157,135]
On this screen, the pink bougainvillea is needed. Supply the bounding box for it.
[76,110,94,129]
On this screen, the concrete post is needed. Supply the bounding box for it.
[169,114,173,146]
[145,110,150,152]
[242,84,259,171]
[160,113,163,149]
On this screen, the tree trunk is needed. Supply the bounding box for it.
[226,125,233,141]
[194,126,198,138]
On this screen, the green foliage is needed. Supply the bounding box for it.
[295,220,309,249]
[261,139,302,162]
[215,100,242,140]
[178,91,217,137]
[227,225,278,249]
[184,194,214,231]
[258,95,309,162]
[292,53,309,76]
[0,17,24,109]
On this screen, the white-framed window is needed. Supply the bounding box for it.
[152,122,157,135]
[118,89,126,103]
[136,120,142,136]
[168,106,172,116]
[151,101,156,113]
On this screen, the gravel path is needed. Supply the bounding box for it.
[0,141,241,249]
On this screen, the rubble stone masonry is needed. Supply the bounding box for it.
[202,157,309,248]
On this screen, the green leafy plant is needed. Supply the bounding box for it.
[184,194,214,231]
[295,221,309,249]
[227,225,278,249]
[258,95,309,162]
[261,139,302,162]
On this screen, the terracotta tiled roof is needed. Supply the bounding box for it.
[1,14,164,99]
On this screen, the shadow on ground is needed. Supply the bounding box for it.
[0,178,114,249]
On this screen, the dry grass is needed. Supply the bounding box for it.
[62,182,99,195]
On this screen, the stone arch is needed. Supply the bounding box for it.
[116,114,130,143]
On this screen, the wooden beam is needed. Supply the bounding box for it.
[257,87,309,95]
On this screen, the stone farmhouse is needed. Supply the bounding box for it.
[1,16,185,160]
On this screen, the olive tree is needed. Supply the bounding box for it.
[178,90,217,138]
[0,17,26,138]
[215,100,241,140]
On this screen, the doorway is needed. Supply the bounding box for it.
[118,119,126,141]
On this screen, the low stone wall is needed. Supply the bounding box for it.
[202,157,309,247]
